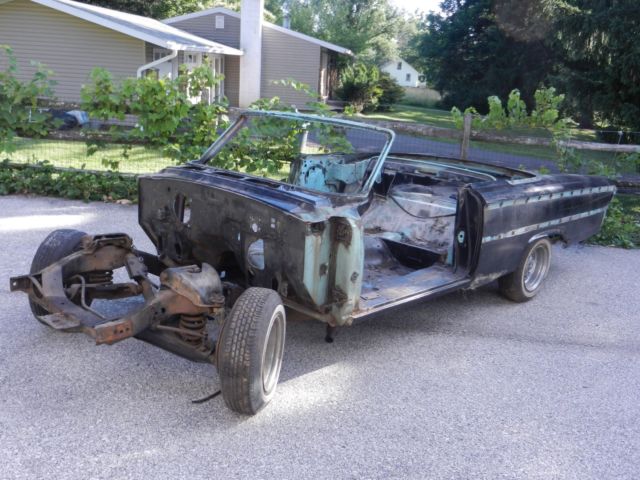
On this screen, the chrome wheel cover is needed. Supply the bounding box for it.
[523,243,550,292]
[261,306,285,396]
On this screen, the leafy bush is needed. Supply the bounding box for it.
[336,63,382,113]
[531,87,564,128]
[451,86,567,131]
[376,73,405,111]
[506,89,528,126]
[214,80,350,175]
[588,196,640,249]
[487,96,507,129]
[80,65,227,166]
[0,46,57,154]
[0,161,137,202]
[451,105,479,129]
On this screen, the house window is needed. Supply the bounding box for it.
[185,53,200,65]
[406,73,411,82]
[153,48,170,61]
[215,15,225,29]
[397,61,402,70]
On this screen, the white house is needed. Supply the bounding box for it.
[381,58,425,88]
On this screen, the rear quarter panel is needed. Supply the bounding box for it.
[470,174,615,283]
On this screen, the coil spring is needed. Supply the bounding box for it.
[85,270,113,285]
[178,314,207,346]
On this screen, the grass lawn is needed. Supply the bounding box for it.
[361,104,600,142]
[361,105,457,130]
[5,137,175,174]
[360,105,627,167]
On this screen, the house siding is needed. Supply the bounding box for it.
[381,59,425,88]
[224,55,240,107]
[261,26,321,107]
[169,13,241,48]
[167,13,241,106]
[144,43,183,77]
[170,12,323,107]
[0,0,145,102]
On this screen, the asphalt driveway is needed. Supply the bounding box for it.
[0,195,638,480]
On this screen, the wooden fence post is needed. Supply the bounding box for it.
[460,113,472,160]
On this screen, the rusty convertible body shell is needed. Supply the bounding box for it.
[9,111,615,413]
[135,112,615,327]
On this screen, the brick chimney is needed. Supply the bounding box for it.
[239,0,264,108]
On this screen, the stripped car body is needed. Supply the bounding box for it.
[10,111,615,413]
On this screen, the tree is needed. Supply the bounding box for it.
[550,0,640,129]
[78,0,218,19]
[396,13,422,66]
[270,0,403,63]
[416,0,557,112]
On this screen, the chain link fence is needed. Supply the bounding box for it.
[3,135,177,174]
[2,117,640,180]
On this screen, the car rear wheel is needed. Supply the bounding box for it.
[499,238,552,303]
[217,287,286,415]
[29,229,87,322]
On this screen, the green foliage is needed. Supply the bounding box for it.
[270,0,402,62]
[588,196,640,249]
[0,161,137,202]
[376,73,405,111]
[214,117,301,175]
[337,63,382,113]
[506,89,527,127]
[531,86,564,128]
[78,0,217,19]
[486,96,507,129]
[450,106,479,129]
[418,0,556,112]
[452,87,568,131]
[212,78,340,175]
[550,1,640,130]
[418,0,640,130]
[0,46,57,154]
[81,65,228,165]
[343,104,358,116]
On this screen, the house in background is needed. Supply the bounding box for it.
[164,1,352,107]
[0,0,351,107]
[0,0,242,103]
[381,58,425,88]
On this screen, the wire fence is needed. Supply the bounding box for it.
[2,120,639,178]
[3,135,177,174]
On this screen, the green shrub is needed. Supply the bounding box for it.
[451,86,567,131]
[588,196,640,249]
[80,65,227,165]
[376,73,404,111]
[0,161,138,202]
[0,46,57,154]
[531,87,564,128]
[336,63,382,113]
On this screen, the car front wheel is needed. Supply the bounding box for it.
[217,287,286,415]
[499,237,552,302]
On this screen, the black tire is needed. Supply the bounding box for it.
[29,229,87,321]
[217,287,286,415]
[499,238,552,303]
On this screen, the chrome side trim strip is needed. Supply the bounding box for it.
[485,185,616,211]
[482,206,609,243]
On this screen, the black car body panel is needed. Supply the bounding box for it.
[132,113,615,325]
